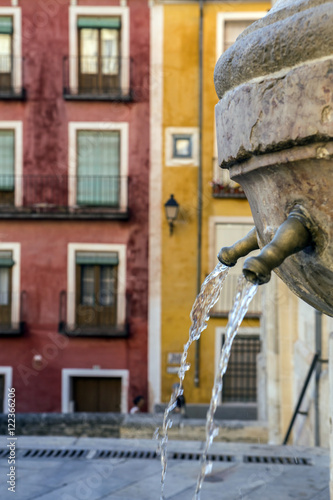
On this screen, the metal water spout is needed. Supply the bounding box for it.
[214,0,333,317]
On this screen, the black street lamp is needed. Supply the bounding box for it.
[164,194,179,236]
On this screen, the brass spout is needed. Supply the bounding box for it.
[243,206,313,285]
[218,227,259,267]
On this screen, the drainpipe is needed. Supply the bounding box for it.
[194,0,204,388]
[314,310,322,446]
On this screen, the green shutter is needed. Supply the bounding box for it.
[0,130,14,191]
[77,17,121,30]
[76,252,119,266]
[0,17,13,35]
[77,130,120,206]
[0,251,14,267]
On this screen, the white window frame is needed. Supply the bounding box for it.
[0,366,13,413]
[165,127,199,167]
[67,243,127,330]
[0,243,20,327]
[69,5,129,94]
[0,121,22,207]
[216,12,267,62]
[0,7,22,92]
[215,326,261,405]
[62,368,129,413]
[68,121,129,210]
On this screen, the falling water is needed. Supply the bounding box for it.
[193,276,258,499]
[157,261,229,500]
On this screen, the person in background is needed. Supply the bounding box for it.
[172,383,187,416]
[130,395,145,414]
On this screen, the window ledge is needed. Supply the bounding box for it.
[0,89,26,101]
[59,323,129,338]
[63,89,133,102]
[0,208,130,220]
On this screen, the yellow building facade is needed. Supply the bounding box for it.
[149,0,331,446]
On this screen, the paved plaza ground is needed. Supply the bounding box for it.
[0,436,330,499]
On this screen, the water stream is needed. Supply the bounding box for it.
[193,276,258,499]
[157,261,229,500]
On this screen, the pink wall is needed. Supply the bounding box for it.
[0,0,150,412]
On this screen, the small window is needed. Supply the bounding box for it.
[173,135,192,159]
[76,130,120,207]
[0,16,13,92]
[78,17,121,95]
[0,250,14,326]
[75,251,118,328]
[0,130,14,205]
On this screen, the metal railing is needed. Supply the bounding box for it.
[213,274,262,316]
[63,56,131,100]
[0,290,26,335]
[212,158,246,198]
[59,290,129,337]
[0,175,128,212]
[0,56,25,98]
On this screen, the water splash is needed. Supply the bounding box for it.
[193,276,258,499]
[157,261,229,500]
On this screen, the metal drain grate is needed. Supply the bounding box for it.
[243,455,312,465]
[170,452,234,462]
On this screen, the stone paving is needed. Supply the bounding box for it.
[0,436,329,500]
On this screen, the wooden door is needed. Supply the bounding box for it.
[72,376,121,412]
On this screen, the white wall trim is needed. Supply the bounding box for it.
[0,7,21,90]
[148,5,163,411]
[0,121,23,207]
[215,326,261,404]
[216,11,267,62]
[67,243,126,329]
[68,121,129,210]
[69,5,129,93]
[209,216,254,270]
[165,127,199,167]
[61,368,129,413]
[0,366,13,413]
[0,243,20,326]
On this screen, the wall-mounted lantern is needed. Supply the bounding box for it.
[164,194,179,236]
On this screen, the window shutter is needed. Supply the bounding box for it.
[76,252,119,266]
[0,17,13,35]
[0,251,14,267]
[77,17,121,30]
[0,130,14,190]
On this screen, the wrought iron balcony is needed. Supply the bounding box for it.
[0,175,129,219]
[0,56,26,100]
[0,291,27,336]
[212,158,246,199]
[58,290,129,338]
[63,56,132,101]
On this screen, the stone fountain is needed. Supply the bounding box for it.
[214,0,333,494]
[215,0,333,316]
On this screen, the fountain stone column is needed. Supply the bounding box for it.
[214,0,333,493]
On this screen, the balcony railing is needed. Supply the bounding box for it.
[212,274,262,317]
[0,175,129,218]
[0,290,26,336]
[0,56,26,99]
[59,290,129,338]
[63,56,132,101]
[212,158,246,199]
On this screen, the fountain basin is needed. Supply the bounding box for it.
[214,0,333,316]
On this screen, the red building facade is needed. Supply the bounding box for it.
[0,0,150,413]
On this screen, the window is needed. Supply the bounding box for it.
[0,122,22,207]
[67,243,126,336]
[76,251,118,327]
[68,122,128,211]
[165,127,199,166]
[213,221,262,315]
[0,251,13,325]
[0,244,21,333]
[0,8,22,97]
[78,17,121,95]
[68,6,129,98]
[0,130,14,204]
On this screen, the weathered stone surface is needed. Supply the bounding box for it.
[215,58,333,167]
[214,0,333,99]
